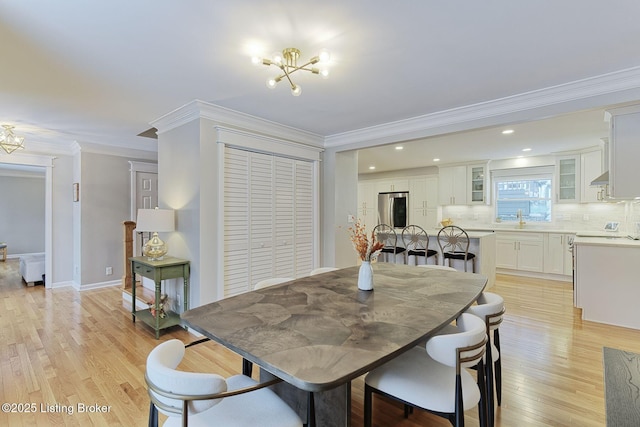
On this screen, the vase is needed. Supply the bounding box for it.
[358,261,374,291]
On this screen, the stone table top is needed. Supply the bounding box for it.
[182,263,487,392]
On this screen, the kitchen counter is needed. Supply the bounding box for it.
[573,235,640,247]
[574,236,640,330]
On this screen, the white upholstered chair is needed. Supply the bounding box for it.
[465,292,505,427]
[364,313,488,427]
[254,277,293,290]
[145,339,303,427]
[309,267,339,275]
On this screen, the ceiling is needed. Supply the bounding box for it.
[1,1,640,171]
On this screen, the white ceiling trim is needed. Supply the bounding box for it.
[151,100,325,147]
[216,126,323,162]
[324,66,640,149]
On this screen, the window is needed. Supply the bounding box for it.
[493,169,553,223]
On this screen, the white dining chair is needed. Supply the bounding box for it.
[364,313,488,427]
[309,267,339,275]
[254,277,293,290]
[145,339,303,427]
[465,292,505,427]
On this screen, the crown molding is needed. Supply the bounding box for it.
[151,100,325,148]
[325,66,640,148]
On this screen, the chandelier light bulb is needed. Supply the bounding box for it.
[291,84,302,96]
[251,56,262,65]
[266,78,278,89]
[319,68,330,79]
[318,49,330,63]
[271,52,283,65]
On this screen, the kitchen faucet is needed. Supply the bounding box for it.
[516,209,526,229]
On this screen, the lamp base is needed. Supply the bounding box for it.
[143,232,168,261]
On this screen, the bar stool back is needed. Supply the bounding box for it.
[373,224,406,263]
[402,225,438,265]
[437,225,476,272]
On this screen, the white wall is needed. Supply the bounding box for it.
[0,174,45,255]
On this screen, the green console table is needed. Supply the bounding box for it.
[129,256,190,339]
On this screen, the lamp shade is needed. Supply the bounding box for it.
[136,208,175,232]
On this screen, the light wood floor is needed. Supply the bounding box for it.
[1,259,638,426]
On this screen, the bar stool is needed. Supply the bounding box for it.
[437,225,476,272]
[402,225,438,266]
[373,224,406,264]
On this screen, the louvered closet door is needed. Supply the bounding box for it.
[294,160,314,276]
[248,152,275,288]
[224,147,315,297]
[274,157,295,278]
[223,149,250,296]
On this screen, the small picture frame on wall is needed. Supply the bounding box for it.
[73,182,80,202]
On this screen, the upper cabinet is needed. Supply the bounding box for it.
[438,165,468,205]
[607,104,640,199]
[468,164,488,204]
[555,155,580,203]
[438,163,488,205]
[375,179,409,193]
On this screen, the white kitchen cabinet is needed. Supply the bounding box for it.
[607,105,640,199]
[544,233,574,275]
[555,155,580,203]
[438,166,467,205]
[468,164,488,204]
[375,179,409,193]
[357,181,378,230]
[495,232,544,272]
[580,149,603,203]
[409,175,438,228]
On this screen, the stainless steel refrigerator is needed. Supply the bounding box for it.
[377,192,409,228]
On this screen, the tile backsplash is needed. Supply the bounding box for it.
[442,201,640,233]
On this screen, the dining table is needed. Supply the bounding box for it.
[181,262,487,426]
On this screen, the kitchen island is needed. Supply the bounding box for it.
[574,236,640,330]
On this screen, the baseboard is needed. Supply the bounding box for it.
[496,268,572,282]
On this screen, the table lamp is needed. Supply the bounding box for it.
[136,208,175,261]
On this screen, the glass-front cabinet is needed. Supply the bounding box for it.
[468,164,486,204]
[556,155,580,203]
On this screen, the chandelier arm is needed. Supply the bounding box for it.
[279,65,297,90]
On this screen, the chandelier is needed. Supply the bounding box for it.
[253,47,330,96]
[0,125,25,154]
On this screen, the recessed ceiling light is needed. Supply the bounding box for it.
[395,146,403,150]
[522,148,532,152]
[502,129,514,135]
[433,158,440,162]
[369,165,376,170]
